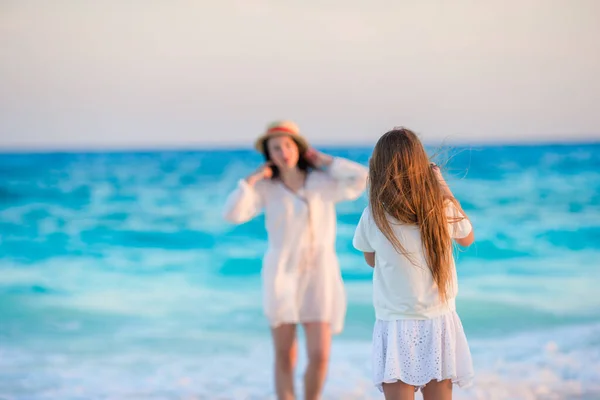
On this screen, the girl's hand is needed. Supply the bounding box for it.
[305,148,333,169]
[431,163,471,225]
[431,163,454,198]
[246,162,273,186]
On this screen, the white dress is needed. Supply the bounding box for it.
[223,158,368,334]
[371,311,474,392]
[353,204,475,391]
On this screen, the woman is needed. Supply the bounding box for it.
[223,120,368,400]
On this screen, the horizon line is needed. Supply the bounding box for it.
[0,138,598,155]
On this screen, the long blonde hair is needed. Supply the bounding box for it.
[368,128,459,301]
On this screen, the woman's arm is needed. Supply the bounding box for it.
[306,149,368,202]
[222,164,271,224]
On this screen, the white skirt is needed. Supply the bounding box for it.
[372,311,474,392]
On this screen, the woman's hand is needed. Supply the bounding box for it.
[245,162,273,186]
[305,148,334,169]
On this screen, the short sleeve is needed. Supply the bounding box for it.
[353,207,375,252]
[446,201,472,239]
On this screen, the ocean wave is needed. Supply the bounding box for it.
[1,323,599,400]
[1,145,599,399]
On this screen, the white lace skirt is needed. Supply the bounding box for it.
[372,311,474,392]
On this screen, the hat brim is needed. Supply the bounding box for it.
[254,132,310,155]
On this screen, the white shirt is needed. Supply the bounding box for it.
[223,157,368,333]
[352,202,472,321]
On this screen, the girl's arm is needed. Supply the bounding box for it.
[455,230,475,247]
[432,164,475,247]
[363,252,375,268]
[353,208,375,267]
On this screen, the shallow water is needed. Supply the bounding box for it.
[1,143,599,399]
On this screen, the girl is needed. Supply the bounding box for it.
[352,128,475,400]
[223,120,368,400]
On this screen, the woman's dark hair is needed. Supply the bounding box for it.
[262,138,315,179]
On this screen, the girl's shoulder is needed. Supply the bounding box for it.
[358,205,375,226]
[443,198,463,218]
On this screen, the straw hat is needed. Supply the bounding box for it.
[254,120,310,154]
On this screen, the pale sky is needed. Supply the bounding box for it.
[1,0,599,150]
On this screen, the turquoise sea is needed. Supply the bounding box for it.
[1,143,599,399]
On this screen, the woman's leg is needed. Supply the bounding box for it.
[382,381,415,400]
[421,379,452,400]
[272,324,298,400]
[302,322,331,400]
